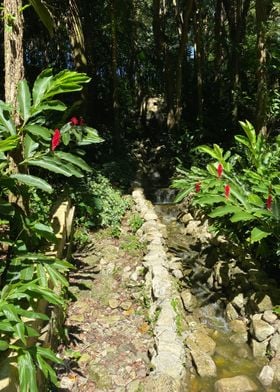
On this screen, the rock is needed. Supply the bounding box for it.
[180,213,193,224]
[225,303,239,321]
[181,289,197,312]
[229,332,248,345]
[185,331,216,356]
[251,338,269,357]
[231,293,245,310]
[120,301,133,310]
[258,365,274,387]
[214,375,258,392]
[251,319,275,341]
[126,379,140,392]
[250,293,273,312]
[270,356,280,383]
[190,349,217,377]
[144,212,158,221]
[269,333,280,354]
[108,298,120,309]
[229,319,247,334]
[141,374,181,392]
[263,310,278,324]
[172,269,184,279]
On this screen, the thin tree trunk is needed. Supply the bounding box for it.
[110,0,120,150]
[256,0,272,135]
[194,1,203,129]
[4,0,24,114]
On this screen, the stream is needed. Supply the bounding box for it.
[153,197,271,392]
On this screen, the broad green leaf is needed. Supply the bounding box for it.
[14,322,27,345]
[36,354,59,385]
[20,265,34,281]
[0,135,19,152]
[195,195,226,205]
[197,144,223,161]
[18,350,38,392]
[24,124,52,141]
[23,134,39,159]
[239,120,256,148]
[44,264,69,287]
[32,222,56,241]
[0,321,14,332]
[230,212,255,223]
[28,0,54,36]
[37,346,62,363]
[234,134,250,148]
[77,127,104,145]
[18,80,31,123]
[16,308,48,320]
[34,100,67,112]
[28,157,72,177]
[32,69,53,107]
[0,103,16,135]
[36,264,48,287]
[250,227,271,243]
[0,340,9,351]
[28,285,64,305]
[55,151,91,172]
[2,304,21,322]
[10,174,53,193]
[248,194,264,207]
[208,205,241,218]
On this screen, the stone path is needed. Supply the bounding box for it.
[55,214,153,391]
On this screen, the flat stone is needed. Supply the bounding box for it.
[190,349,217,377]
[250,293,273,312]
[185,331,216,356]
[258,365,274,387]
[251,319,275,341]
[229,319,247,334]
[251,338,268,357]
[120,301,133,310]
[263,310,278,324]
[214,375,258,392]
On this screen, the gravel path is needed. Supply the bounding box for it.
[55,217,153,392]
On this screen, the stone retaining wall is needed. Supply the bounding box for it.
[132,188,188,391]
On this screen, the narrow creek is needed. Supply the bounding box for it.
[151,191,275,392]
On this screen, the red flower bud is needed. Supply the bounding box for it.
[224,184,230,199]
[51,128,61,151]
[195,182,201,193]
[70,116,79,126]
[266,194,273,210]
[217,163,223,178]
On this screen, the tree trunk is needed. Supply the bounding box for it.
[194,1,203,129]
[4,0,24,115]
[255,0,272,135]
[110,0,121,150]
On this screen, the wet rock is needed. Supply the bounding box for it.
[269,333,280,354]
[251,319,275,341]
[190,349,217,377]
[258,365,274,387]
[263,310,278,324]
[225,303,239,321]
[229,319,247,334]
[185,330,216,356]
[181,289,197,312]
[251,337,269,357]
[214,375,258,392]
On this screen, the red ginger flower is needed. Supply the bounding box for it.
[217,163,223,178]
[70,116,79,126]
[266,194,273,210]
[195,182,201,193]
[224,184,231,199]
[51,128,61,151]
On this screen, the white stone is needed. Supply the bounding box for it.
[251,319,275,342]
[190,349,217,377]
[258,365,274,387]
[263,310,278,324]
[269,333,280,354]
[251,338,269,357]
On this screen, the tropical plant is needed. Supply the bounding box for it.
[172,121,280,258]
[0,68,103,390]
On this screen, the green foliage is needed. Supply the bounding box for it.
[72,171,131,246]
[0,69,103,391]
[128,213,144,233]
[172,121,280,260]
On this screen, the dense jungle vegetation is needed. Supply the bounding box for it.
[0,0,279,390]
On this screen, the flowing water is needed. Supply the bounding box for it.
[153,201,271,392]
